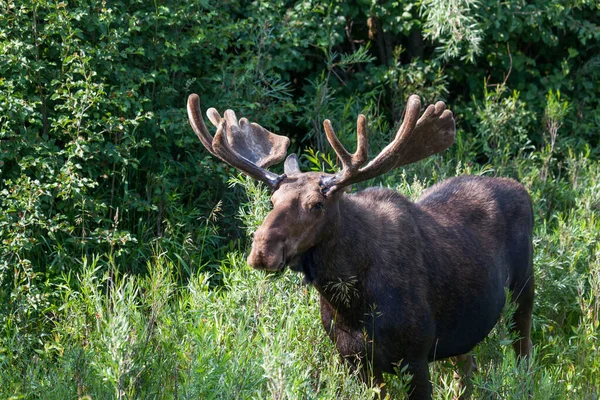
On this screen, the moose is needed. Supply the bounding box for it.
[187,93,534,399]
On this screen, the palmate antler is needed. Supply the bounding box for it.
[187,94,290,188]
[320,95,456,193]
[188,93,455,193]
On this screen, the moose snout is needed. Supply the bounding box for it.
[247,229,286,271]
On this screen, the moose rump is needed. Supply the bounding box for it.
[416,176,534,363]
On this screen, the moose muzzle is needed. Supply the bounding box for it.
[247,227,287,271]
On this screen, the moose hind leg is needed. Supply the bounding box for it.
[343,356,387,398]
[369,368,387,399]
[511,275,534,359]
[451,354,477,399]
[406,360,432,400]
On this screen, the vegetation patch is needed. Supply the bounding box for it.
[1,0,599,398]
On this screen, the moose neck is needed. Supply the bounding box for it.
[298,193,379,311]
[295,188,423,315]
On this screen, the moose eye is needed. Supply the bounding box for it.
[311,202,324,211]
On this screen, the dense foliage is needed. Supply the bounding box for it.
[1,0,599,398]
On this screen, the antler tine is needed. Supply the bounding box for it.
[187,93,218,157]
[206,107,222,126]
[323,115,369,173]
[322,95,455,193]
[187,94,287,189]
[323,119,353,168]
[354,114,368,166]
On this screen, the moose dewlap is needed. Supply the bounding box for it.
[186,93,534,399]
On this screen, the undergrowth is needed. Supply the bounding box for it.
[2,152,599,399]
[2,0,599,398]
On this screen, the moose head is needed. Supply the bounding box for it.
[186,94,455,273]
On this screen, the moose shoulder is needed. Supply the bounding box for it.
[187,93,534,399]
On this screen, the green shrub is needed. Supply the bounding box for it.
[1,0,599,398]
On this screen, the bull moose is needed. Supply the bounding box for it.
[186,93,534,399]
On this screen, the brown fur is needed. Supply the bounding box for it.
[248,173,534,399]
[187,92,532,399]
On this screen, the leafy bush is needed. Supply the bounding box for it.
[1,0,599,398]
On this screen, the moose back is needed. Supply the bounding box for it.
[186,93,534,399]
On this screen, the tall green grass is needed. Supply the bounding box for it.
[2,1,599,397]
[2,153,599,399]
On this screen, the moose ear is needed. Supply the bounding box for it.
[284,153,301,176]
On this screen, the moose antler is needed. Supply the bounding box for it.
[187,94,290,188]
[320,95,455,193]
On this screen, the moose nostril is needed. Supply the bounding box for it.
[248,248,262,267]
[248,242,285,271]
[248,246,271,270]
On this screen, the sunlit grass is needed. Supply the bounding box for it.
[2,155,599,399]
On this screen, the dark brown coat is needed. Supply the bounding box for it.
[284,175,534,398]
[186,93,534,399]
